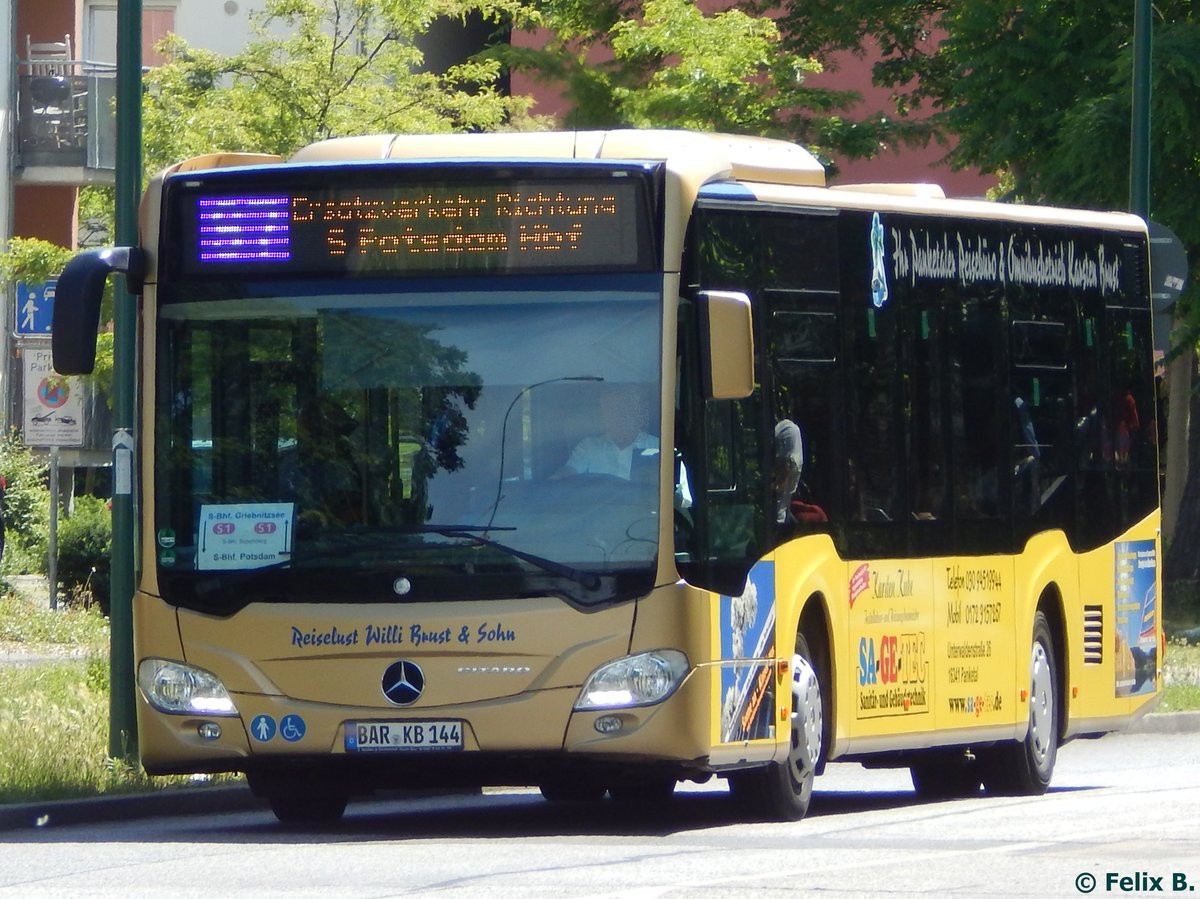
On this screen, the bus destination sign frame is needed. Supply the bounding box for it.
[166,162,661,280]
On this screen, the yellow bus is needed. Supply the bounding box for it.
[53,130,1163,824]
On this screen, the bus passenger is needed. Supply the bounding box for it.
[774,419,804,523]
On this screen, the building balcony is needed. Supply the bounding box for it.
[15,66,117,186]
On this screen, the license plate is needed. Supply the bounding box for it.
[344,720,463,753]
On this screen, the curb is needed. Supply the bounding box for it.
[0,784,264,833]
[1122,710,1200,735]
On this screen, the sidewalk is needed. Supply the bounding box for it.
[0,574,91,665]
[5,573,63,607]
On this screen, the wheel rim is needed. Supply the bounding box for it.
[1028,640,1054,770]
[788,653,822,784]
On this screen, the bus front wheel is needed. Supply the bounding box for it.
[268,792,348,826]
[730,632,823,821]
[983,610,1059,795]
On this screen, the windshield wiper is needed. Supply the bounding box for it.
[429,527,601,591]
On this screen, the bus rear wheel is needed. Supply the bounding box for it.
[982,610,1058,795]
[730,633,823,822]
[607,774,677,804]
[539,776,607,802]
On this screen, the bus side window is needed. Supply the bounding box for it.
[848,306,902,523]
[1010,314,1071,530]
[703,399,757,558]
[769,305,837,539]
[951,300,1006,527]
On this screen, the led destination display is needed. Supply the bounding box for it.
[172,169,656,277]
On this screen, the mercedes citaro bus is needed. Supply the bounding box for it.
[53,130,1162,824]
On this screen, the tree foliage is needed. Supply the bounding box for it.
[775,0,1200,581]
[501,0,929,164]
[0,238,116,400]
[0,433,51,576]
[0,238,74,288]
[773,1,1200,309]
[142,0,545,172]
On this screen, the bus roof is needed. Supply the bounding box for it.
[284,130,1145,233]
[288,129,828,190]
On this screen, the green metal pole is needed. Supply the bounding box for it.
[110,0,143,761]
[1130,0,1152,218]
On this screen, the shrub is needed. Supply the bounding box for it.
[56,494,112,613]
[0,431,51,574]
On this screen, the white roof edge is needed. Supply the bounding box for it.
[287,129,826,188]
[832,182,946,199]
[748,182,1148,232]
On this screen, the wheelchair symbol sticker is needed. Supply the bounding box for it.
[280,715,306,742]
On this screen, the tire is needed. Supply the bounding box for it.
[539,777,607,803]
[910,751,982,800]
[268,793,348,826]
[729,632,824,822]
[982,610,1058,795]
[607,775,677,804]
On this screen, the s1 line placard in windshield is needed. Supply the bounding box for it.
[169,165,659,277]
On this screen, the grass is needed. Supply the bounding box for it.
[0,590,109,652]
[0,585,236,805]
[1161,640,1200,712]
[0,581,1198,806]
[0,659,154,803]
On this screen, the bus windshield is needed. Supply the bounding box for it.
[154,274,664,612]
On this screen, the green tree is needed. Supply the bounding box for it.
[502,0,928,164]
[0,237,116,400]
[142,0,544,172]
[771,1,1199,247]
[0,433,51,575]
[775,0,1200,591]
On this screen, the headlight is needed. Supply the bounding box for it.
[137,659,238,716]
[575,649,689,710]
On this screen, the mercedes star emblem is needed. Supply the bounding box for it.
[381,659,426,706]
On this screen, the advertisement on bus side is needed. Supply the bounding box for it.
[719,561,777,743]
[1115,539,1157,698]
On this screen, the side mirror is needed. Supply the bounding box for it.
[698,290,754,400]
[52,247,144,375]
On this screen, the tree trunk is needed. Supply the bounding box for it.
[1164,346,1200,587]
[1162,340,1193,540]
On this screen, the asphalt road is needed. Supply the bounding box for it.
[2,730,1199,899]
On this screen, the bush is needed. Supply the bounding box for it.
[0,431,51,574]
[56,495,112,613]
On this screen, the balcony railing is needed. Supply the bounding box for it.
[16,62,117,174]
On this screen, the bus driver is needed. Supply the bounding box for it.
[555,385,659,480]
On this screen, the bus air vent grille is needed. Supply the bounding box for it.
[1083,605,1104,664]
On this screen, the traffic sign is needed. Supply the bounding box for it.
[15,280,56,337]
[22,347,85,447]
